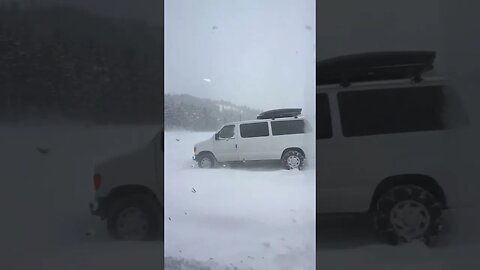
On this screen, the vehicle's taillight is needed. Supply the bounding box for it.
[93,174,102,191]
[194,146,196,153]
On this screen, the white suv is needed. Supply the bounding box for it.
[316,76,468,244]
[193,111,312,170]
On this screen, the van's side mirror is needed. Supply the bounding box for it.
[215,133,219,140]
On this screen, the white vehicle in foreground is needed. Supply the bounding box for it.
[316,75,468,244]
[193,110,312,170]
[89,131,164,240]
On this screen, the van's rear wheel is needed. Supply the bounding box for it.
[281,150,305,170]
[197,153,215,168]
[373,185,443,245]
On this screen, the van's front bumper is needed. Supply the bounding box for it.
[89,201,99,215]
[89,197,109,219]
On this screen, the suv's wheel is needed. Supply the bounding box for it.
[373,185,443,245]
[281,150,305,170]
[107,194,160,241]
[197,153,216,168]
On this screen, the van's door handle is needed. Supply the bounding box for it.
[235,144,238,148]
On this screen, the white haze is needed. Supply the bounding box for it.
[1,125,480,270]
[164,1,316,268]
[165,0,315,111]
[164,131,315,270]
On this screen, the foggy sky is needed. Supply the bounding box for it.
[316,0,446,70]
[165,0,315,111]
[1,0,163,25]
[57,0,162,25]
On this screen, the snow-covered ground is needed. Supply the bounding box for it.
[164,131,316,270]
[0,124,164,270]
[2,124,480,270]
[0,124,314,270]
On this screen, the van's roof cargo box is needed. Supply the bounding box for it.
[257,108,302,119]
[316,51,436,86]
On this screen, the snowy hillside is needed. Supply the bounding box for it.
[164,94,261,131]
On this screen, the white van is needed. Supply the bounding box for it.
[316,76,468,244]
[89,130,164,240]
[193,113,312,169]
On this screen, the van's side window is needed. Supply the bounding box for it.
[240,122,269,138]
[317,93,333,139]
[218,125,235,139]
[271,120,304,135]
[338,86,446,137]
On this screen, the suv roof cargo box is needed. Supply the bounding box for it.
[257,108,302,120]
[316,51,436,87]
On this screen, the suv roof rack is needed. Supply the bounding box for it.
[317,51,436,87]
[257,108,302,120]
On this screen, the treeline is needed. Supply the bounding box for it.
[0,4,163,124]
[165,94,261,131]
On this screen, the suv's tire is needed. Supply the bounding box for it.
[373,185,443,245]
[281,150,305,170]
[107,194,161,241]
[197,153,216,168]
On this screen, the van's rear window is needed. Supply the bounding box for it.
[271,120,305,136]
[338,86,446,137]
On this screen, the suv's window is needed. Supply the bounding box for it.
[338,86,445,137]
[271,120,305,136]
[218,125,235,139]
[240,122,269,138]
[317,93,333,139]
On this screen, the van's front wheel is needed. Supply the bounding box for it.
[197,153,216,168]
[281,150,305,170]
[107,194,160,241]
